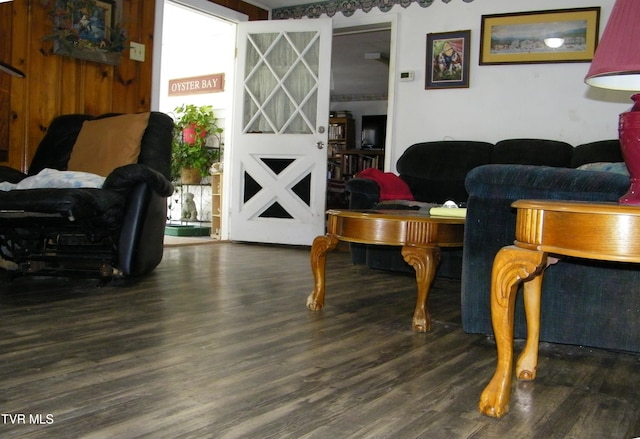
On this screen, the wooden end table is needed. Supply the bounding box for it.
[479,199,640,418]
[306,209,465,332]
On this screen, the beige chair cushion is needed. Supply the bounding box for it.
[67,112,150,176]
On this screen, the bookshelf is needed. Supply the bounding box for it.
[327,116,385,208]
[210,172,223,239]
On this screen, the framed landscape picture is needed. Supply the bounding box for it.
[480,7,600,65]
[425,30,471,90]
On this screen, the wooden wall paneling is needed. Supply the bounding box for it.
[59,58,85,115]
[29,1,60,164]
[4,0,267,172]
[138,0,156,111]
[112,0,154,112]
[114,0,141,112]
[237,2,269,19]
[113,0,134,112]
[84,63,116,116]
[0,3,12,162]
[9,0,29,171]
[209,0,269,19]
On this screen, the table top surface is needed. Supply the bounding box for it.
[326,208,466,224]
[513,199,640,215]
[324,208,464,247]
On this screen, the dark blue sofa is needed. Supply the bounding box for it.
[345,138,622,279]
[462,164,640,353]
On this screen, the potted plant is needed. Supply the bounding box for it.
[171,104,224,183]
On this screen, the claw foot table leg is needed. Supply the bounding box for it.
[402,245,440,332]
[306,234,339,311]
[479,245,546,418]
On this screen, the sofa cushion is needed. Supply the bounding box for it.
[396,141,493,203]
[67,112,150,177]
[570,139,623,167]
[491,139,573,167]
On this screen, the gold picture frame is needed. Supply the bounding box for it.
[480,7,600,65]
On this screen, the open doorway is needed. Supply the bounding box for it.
[327,23,393,208]
[331,25,391,147]
[152,0,246,240]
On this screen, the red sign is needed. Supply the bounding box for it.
[168,73,225,96]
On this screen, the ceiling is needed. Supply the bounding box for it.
[331,28,391,99]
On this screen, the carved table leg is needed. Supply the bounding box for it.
[479,245,546,418]
[515,257,557,379]
[516,273,543,380]
[401,245,440,332]
[306,234,339,311]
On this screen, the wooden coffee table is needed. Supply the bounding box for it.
[306,209,465,332]
[479,199,640,418]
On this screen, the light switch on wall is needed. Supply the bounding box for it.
[130,42,145,62]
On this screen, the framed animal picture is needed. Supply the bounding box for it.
[425,30,471,90]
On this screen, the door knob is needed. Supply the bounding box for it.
[316,141,325,149]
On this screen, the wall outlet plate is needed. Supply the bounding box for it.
[130,42,145,62]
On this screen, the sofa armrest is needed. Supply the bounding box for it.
[461,164,630,338]
[345,178,381,209]
[117,182,167,276]
[103,163,173,197]
[464,164,630,202]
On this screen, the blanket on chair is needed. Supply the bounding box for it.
[357,168,414,201]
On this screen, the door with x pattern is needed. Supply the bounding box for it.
[229,18,332,245]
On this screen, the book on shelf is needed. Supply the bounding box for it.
[328,124,344,140]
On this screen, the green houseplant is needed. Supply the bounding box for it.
[171,104,224,183]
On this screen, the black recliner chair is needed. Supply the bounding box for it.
[0,111,174,280]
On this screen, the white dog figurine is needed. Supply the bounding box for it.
[181,193,198,221]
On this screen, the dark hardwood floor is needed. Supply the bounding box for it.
[0,242,638,438]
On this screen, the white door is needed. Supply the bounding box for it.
[229,18,332,245]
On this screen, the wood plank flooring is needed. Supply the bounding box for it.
[0,242,638,438]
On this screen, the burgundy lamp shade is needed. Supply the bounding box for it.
[584,0,640,90]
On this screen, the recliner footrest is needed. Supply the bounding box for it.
[0,187,125,227]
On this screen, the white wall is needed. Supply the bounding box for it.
[331,0,630,172]
[157,2,236,128]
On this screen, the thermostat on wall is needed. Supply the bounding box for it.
[399,71,414,81]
